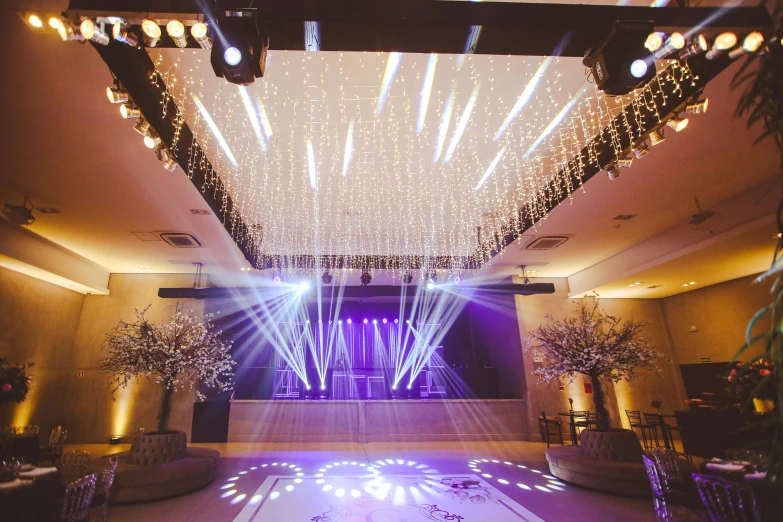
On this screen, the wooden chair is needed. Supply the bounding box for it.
[90,455,119,522]
[692,473,760,522]
[538,411,564,448]
[61,473,97,522]
[626,409,659,450]
[58,450,91,486]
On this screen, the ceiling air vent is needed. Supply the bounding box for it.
[526,236,569,250]
[159,232,202,248]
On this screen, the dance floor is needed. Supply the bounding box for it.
[71,441,655,522]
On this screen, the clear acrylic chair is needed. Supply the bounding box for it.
[58,449,91,485]
[90,455,119,522]
[644,455,702,521]
[61,473,97,522]
[692,472,760,522]
[652,449,683,488]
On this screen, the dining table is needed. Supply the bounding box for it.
[556,411,583,445]
[0,464,61,521]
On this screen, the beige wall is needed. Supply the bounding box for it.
[1,270,202,443]
[662,274,769,364]
[514,278,685,437]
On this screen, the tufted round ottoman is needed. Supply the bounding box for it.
[545,429,679,496]
[108,431,219,503]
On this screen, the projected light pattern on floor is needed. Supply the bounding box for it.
[218,462,301,505]
[467,459,566,493]
[232,471,546,522]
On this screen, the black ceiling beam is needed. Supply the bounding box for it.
[89,39,257,266]
[67,0,772,57]
[157,282,555,299]
[468,52,735,269]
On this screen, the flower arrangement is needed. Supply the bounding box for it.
[725,359,776,403]
[100,305,235,433]
[525,301,668,429]
[0,357,33,404]
[651,400,663,414]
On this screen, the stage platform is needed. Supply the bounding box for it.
[227,399,528,443]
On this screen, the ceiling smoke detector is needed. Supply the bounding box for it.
[526,236,570,250]
[158,232,203,248]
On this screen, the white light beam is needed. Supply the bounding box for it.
[475,146,507,191]
[417,54,438,133]
[191,94,238,167]
[307,138,317,189]
[493,57,553,141]
[342,121,354,177]
[376,52,402,117]
[523,84,588,159]
[239,86,267,153]
[433,85,456,162]
[444,82,481,163]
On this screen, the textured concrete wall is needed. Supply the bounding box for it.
[661,274,768,364]
[1,270,202,443]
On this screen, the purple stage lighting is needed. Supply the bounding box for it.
[394,318,399,324]
[363,318,368,324]
[372,319,378,325]
[347,318,352,324]
[320,384,326,391]
[382,318,387,324]
[407,384,412,390]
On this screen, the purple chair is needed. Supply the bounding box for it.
[643,455,667,513]
[692,473,759,522]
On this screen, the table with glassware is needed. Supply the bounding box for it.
[0,460,61,521]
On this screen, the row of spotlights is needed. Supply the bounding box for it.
[107,84,178,172]
[645,30,768,62]
[605,98,708,181]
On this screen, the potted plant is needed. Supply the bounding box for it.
[525,301,668,430]
[101,305,235,446]
[0,357,33,405]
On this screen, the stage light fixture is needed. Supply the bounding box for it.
[649,128,666,146]
[112,21,138,46]
[363,318,368,324]
[382,318,387,324]
[106,86,128,104]
[298,280,311,292]
[629,59,648,79]
[80,19,109,45]
[166,20,188,48]
[392,384,397,390]
[406,384,412,390]
[666,117,689,132]
[120,103,140,119]
[653,32,685,59]
[617,157,633,169]
[406,319,410,324]
[306,385,311,390]
[143,132,161,149]
[685,99,709,115]
[191,23,212,50]
[48,17,61,30]
[394,319,399,324]
[320,384,325,391]
[583,21,656,96]
[347,318,352,324]
[426,278,436,290]
[133,119,151,136]
[163,157,177,172]
[210,11,269,86]
[141,19,161,47]
[403,272,413,285]
[321,271,332,285]
[644,32,663,53]
[57,22,84,42]
[706,32,737,60]
[338,320,342,325]
[633,141,650,159]
[28,14,43,28]
[272,273,281,284]
[679,34,708,60]
[605,164,621,181]
[360,271,372,286]
[372,319,378,325]
[729,32,765,59]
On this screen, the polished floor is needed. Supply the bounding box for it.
[72,441,657,521]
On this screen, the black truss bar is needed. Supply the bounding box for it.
[67,0,772,57]
[468,52,734,269]
[90,40,257,265]
[157,282,556,299]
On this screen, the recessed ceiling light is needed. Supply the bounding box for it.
[776,233,781,239]
[689,281,696,285]
[139,266,151,269]
[529,270,536,273]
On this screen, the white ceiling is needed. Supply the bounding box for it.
[0,0,779,297]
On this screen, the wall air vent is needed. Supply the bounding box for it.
[526,236,569,250]
[158,232,202,248]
